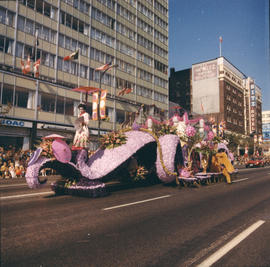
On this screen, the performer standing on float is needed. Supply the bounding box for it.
[72,103,90,150]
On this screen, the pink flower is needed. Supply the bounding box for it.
[185,125,196,137]
[207,131,214,140]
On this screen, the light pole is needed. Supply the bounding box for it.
[97,64,118,138]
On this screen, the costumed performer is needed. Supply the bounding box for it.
[72,102,90,150]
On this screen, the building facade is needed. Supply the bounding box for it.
[169,67,191,112]
[169,57,252,136]
[262,110,270,142]
[243,77,263,137]
[0,0,169,149]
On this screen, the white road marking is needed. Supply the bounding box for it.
[0,191,53,200]
[0,183,26,188]
[197,220,265,267]
[232,178,249,183]
[103,194,171,210]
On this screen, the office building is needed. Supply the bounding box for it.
[169,56,264,137]
[0,0,169,149]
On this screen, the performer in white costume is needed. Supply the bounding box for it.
[72,103,90,150]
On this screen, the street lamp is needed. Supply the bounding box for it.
[97,63,118,138]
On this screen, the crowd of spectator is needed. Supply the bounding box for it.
[0,145,33,179]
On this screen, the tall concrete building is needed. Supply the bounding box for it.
[0,0,169,149]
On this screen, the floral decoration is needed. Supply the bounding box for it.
[38,139,54,158]
[155,123,177,137]
[185,125,196,137]
[133,166,149,181]
[100,131,127,149]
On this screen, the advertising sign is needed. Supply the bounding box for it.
[0,119,32,128]
[193,62,217,81]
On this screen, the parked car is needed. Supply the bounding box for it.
[245,157,265,168]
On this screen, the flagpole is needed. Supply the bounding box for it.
[219,36,222,57]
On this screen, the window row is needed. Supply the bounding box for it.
[116,40,135,57]
[58,34,88,56]
[137,51,152,66]
[154,44,168,58]
[137,85,152,98]
[116,2,136,23]
[137,18,153,34]
[62,0,90,15]
[91,27,115,48]
[154,60,167,74]
[0,7,15,27]
[137,34,153,51]
[17,16,57,44]
[96,0,116,10]
[92,7,114,29]
[138,1,153,20]
[90,47,114,67]
[154,14,168,29]
[154,76,167,89]
[154,0,168,16]
[1,83,127,122]
[115,58,135,75]
[137,68,152,83]
[60,11,89,35]
[21,0,58,20]
[154,29,168,45]
[116,21,136,41]
[154,91,168,103]
[116,77,134,91]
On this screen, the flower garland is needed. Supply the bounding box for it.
[100,131,127,149]
[139,128,177,177]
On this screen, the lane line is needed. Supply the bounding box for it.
[197,220,265,267]
[103,195,171,210]
[232,178,249,183]
[0,183,27,188]
[1,191,53,200]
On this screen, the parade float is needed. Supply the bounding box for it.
[25,111,237,197]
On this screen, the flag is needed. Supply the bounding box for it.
[92,92,99,121]
[219,36,223,43]
[99,90,107,119]
[95,61,112,71]
[33,59,41,78]
[63,49,79,61]
[118,88,133,96]
[21,55,31,74]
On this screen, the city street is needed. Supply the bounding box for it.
[1,167,270,267]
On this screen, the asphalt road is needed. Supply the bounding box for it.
[1,167,270,267]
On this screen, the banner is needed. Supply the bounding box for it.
[99,90,107,119]
[92,92,99,121]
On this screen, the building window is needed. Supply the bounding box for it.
[40,93,55,113]
[14,87,29,108]
[1,84,13,105]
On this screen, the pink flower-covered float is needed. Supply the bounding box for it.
[25,111,237,197]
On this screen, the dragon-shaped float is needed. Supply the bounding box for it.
[25,111,237,197]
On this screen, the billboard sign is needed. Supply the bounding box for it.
[193,62,217,81]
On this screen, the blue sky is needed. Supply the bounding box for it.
[169,0,270,110]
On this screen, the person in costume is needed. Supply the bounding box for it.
[210,148,235,184]
[72,103,90,150]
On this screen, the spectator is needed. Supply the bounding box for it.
[1,161,8,178]
[9,162,16,178]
